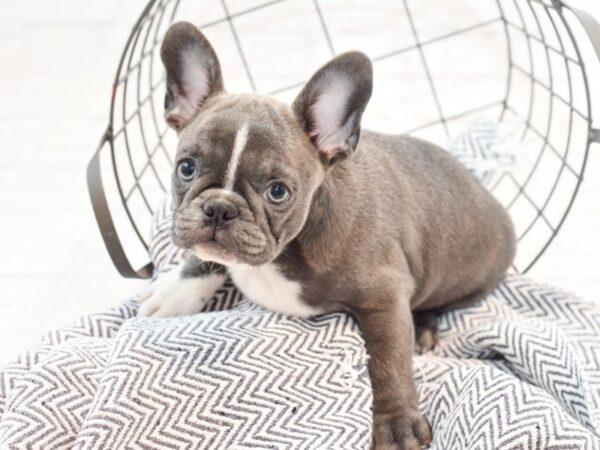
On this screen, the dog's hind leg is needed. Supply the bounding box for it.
[413,311,440,354]
[413,284,498,354]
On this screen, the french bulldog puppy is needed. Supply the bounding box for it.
[139,21,516,450]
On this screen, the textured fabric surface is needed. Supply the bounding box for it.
[448,117,518,186]
[0,201,600,449]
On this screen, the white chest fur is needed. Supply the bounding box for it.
[228,264,321,318]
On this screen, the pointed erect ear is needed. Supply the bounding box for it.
[160,22,224,132]
[292,52,373,165]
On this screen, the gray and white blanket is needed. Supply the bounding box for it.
[0,198,599,449]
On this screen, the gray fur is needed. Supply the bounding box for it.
[159,21,516,450]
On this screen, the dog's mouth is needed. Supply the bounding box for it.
[194,240,235,265]
[173,210,272,266]
[191,226,238,265]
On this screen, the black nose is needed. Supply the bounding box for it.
[202,199,239,228]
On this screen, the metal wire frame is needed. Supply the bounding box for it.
[495,0,595,272]
[88,0,600,278]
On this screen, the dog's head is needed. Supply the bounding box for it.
[162,22,372,266]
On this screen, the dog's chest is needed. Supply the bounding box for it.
[228,264,321,317]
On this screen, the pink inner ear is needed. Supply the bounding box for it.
[167,48,211,129]
[181,48,210,107]
[309,77,352,152]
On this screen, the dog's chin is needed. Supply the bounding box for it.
[193,240,276,267]
[193,242,238,266]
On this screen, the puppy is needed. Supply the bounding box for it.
[139,22,516,450]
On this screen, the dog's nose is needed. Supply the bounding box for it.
[202,199,239,228]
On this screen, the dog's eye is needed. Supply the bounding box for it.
[177,159,196,181]
[265,183,291,204]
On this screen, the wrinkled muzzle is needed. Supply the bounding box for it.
[172,189,273,266]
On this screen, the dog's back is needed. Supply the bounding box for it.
[349,130,516,309]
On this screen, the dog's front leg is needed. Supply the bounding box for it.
[355,292,431,450]
[138,253,226,318]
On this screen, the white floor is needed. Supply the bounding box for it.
[0,0,599,365]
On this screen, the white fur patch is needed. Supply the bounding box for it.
[229,263,322,318]
[138,267,226,318]
[310,77,352,151]
[224,122,249,191]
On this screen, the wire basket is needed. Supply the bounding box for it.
[88,0,600,278]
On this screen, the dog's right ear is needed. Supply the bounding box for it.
[292,52,372,166]
[160,22,224,132]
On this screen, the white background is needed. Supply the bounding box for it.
[0,0,598,364]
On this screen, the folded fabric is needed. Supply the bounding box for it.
[1,199,599,449]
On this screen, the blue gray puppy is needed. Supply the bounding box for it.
[139,22,516,450]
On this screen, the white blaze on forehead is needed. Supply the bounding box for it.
[224,122,249,191]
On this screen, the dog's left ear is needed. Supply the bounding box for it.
[292,52,373,165]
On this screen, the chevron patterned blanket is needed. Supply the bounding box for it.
[0,198,599,450]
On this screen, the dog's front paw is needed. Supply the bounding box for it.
[138,269,226,318]
[372,408,431,450]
